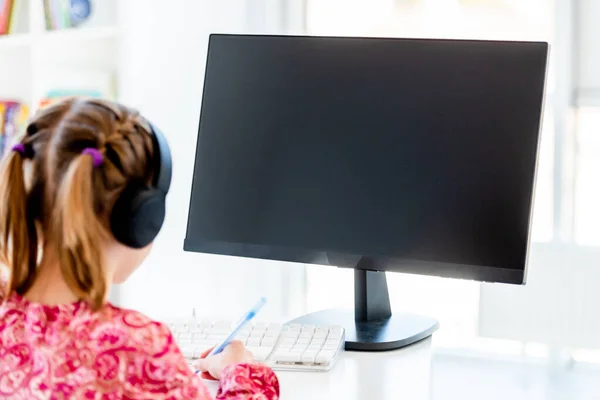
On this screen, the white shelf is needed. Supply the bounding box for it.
[37,25,119,45]
[0,26,118,49]
[0,33,31,49]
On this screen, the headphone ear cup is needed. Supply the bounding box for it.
[110,183,166,249]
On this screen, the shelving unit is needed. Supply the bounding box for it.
[0,0,120,111]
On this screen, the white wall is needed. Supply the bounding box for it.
[479,243,600,348]
[113,0,307,321]
[575,0,600,105]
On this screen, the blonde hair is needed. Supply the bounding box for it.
[0,98,155,310]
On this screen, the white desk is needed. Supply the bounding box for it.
[207,338,433,399]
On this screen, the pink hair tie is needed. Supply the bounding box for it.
[12,144,26,155]
[82,148,103,168]
[12,143,34,159]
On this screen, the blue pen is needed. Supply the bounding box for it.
[195,297,267,374]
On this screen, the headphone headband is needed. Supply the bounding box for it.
[148,122,172,193]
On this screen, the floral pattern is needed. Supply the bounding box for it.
[0,293,279,399]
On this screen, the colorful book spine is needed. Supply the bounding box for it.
[8,0,21,33]
[0,0,13,35]
[51,0,63,29]
[43,0,53,30]
[43,0,75,30]
[0,101,29,159]
[61,0,71,28]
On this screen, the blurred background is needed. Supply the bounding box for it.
[1,0,599,397]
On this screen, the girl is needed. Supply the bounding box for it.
[0,98,279,399]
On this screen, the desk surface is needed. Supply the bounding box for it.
[277,338,433,400]
[207,338,433,399]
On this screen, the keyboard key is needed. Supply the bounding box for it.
[247,347,274,362]
[301,325,316,333]
[316,350,336,364]
[282,331,299,340]
[323,344,339,351]
[254,322,269,331]
[296,337,310,345]
[273,351,299,363]
[287,324,302,332]
[268,323,282,332]
[299,330,313,338]
[292,344,308,352]
[214,320,233,329]
[195,321,213,329]
[280,342,294,349]
[206,328,232,335]
[180,347,195,358]
[178,338,192,345]
[240,325,253,334]
[206,334,227,341]
[261,338,277,347]
[247,337,262,347]
[176,326,190,334]
[301,351,318,364]
[326,338,340,346]
[313,331,328,339]
[329,327,344,338]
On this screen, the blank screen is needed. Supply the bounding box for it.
[186,34,547,274]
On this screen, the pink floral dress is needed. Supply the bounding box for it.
[0,293,279,399]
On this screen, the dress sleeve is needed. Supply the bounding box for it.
[121,317,279,400]
[216,363,280,400]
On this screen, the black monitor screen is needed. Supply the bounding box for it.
[185,34,548,284]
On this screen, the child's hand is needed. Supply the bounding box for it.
[193,341,254,380]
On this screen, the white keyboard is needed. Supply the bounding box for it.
[166,319,345,372]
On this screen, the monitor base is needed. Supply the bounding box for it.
[290,266,439,351]
[289,309,438,351]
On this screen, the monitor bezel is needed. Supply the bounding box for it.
[183,33,550,287]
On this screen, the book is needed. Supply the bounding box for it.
[61,0,70,28]
[50,0,65,29]
[36,68,116,111]
[39,89,104,109]
[0,0,13,35]
[0,100,29,159]
[44,0,91,30]
[43,0,53,30]
[8,0,21,34]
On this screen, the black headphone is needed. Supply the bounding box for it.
[109,122,172,249]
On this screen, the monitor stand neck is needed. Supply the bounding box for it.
[288,264,439,351]
[355,269,392,322]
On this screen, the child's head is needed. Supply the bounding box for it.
[0,98,169,310]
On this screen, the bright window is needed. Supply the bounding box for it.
[574,107,600,246]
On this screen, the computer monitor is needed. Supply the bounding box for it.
[185,34,549,351]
